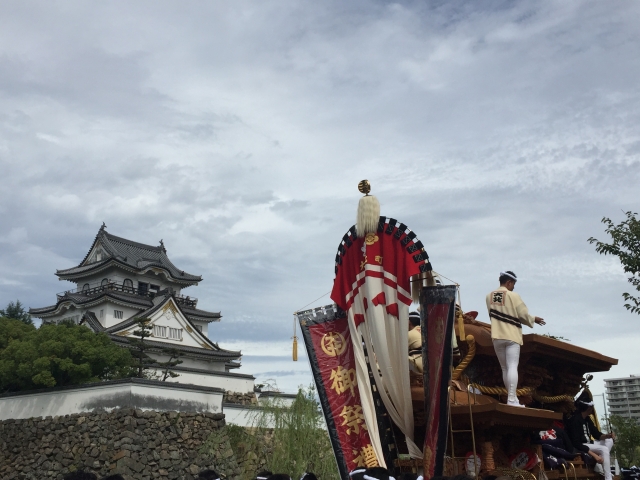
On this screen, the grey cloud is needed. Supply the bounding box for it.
[0,0,638,394]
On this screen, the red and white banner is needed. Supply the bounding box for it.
[297,306,379,478]
[331,217,432,461]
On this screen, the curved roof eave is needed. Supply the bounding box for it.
[56,258,201,285]
[29,291,152,318]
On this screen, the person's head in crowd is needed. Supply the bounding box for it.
[449,475,474,480]
[398,473,419,480]
[350,468,368,480]
[63,472,98,480]
[101,476,125,480]
[198,469,222,480]
[364,467,395,480]
[267,475,292,480]
[256,471,273,480]
[300,473,318,480]
[409,311,421,331]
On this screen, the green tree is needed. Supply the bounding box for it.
[158,347,183,381]
[128,318,156,378]
[589,211,640,314]
[0,318,133,392]
[610,415,640,467]
[203,385,338,480]
[0,300,33,325]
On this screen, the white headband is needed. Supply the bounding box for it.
[349,470,366,477]
[578,400,594,406]
[363,476,396,480]
[500,271,517,281]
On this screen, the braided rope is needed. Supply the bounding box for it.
[470,384,575,404]
[493,467,537,480]
[532,393,575,404]
[452,334,476,381]
[470,383,536,396]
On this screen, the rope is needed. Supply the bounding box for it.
[452,335,476,381]
[431,270,460,286]
[293,290,331,314]
[469,383,575,404]
[532,393,575,404]
[470,383,536,397]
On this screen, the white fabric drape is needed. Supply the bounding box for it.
[347,264,423,459]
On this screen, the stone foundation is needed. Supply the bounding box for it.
[0,408,241,480]
[223,391,258,406]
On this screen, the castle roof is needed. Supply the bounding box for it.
[79,295,240,362]
[55,226,202,285]
[29,286,221,324]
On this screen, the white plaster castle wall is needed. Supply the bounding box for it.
[149,354,226,373]
[94,302,142,328]
[0,380,224,420]
[161,369,255,393]
[222,404,260,427]
[190,320,208,337]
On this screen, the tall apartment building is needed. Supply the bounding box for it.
[605,374,640,420]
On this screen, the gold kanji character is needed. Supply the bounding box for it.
[339,405,367,435]
[360,255,368,271]
[374,255,383,265]
[352,444,378,468]
[330,366,357,396]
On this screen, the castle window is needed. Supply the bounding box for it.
[96,251,102,261]
[169,328,182,341]
[114,310,123,319]
[138,282,149,295]
[82,284,90,292]
[150,284,160,293]
[123,279,133,292]
[101,278,109,287]
[100,309,104,319]
[153,325,167,338]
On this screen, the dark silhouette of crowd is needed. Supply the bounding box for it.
[62,467,475,480]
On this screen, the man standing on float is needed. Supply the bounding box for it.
[486,271,545,407]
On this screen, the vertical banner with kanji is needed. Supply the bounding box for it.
[297,306,378,479]
[421,285,456,479]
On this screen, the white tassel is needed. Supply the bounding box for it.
[356,195,380,238]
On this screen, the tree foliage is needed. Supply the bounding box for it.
[588,211,640,314]
[0,318,133,392]
[203,385,338,480]
[158,347,183,381]
[0,300,33,325]
[128,318,156,378]
[610,415,640,468]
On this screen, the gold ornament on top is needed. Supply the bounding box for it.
[358,180,371,195]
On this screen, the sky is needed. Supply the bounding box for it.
[0,1,638,405]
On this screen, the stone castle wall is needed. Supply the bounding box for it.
[223,391,258,406]
[0,408,241,480]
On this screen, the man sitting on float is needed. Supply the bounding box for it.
[408,311,423,373]
[565,394,615,480]
[486,270,545,407]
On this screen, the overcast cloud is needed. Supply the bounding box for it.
[0,1,639,399]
